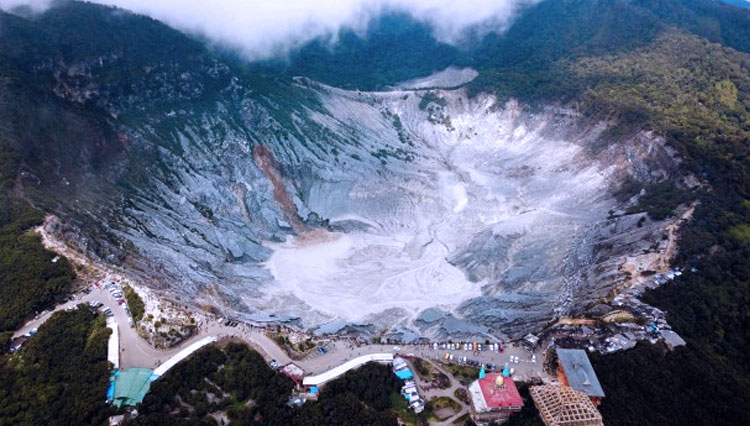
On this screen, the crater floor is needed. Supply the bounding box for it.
[253,85,626,338]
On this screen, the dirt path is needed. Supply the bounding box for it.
[618,203,696,292]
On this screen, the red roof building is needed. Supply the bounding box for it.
[469,373,524,424]
[281,363,305,386]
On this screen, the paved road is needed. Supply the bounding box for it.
[13,285,296,369]
[13,287,549,383]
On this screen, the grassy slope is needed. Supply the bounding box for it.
[0,85,75,331]
[479,5,750,426]
[455,2,750,425]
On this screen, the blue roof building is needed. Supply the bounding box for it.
[395,369,414,380]
[556,349,605,400]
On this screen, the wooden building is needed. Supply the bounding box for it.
[529,385,603,426]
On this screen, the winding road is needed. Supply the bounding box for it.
[14,283,549,381]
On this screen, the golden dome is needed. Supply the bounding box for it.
[495,375,504,387]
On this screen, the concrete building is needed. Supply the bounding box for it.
[661,329,686,350]
[281,363,305,386]
[9,336,28,352]
[469,373,524,424]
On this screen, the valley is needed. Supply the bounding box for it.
[4,1,750,424]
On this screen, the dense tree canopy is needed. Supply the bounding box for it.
[0,144,75,332]
[0,307,112,426]
[128,342,400,426]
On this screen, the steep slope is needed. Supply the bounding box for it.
[0,2,690,340]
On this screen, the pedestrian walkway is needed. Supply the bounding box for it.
[302,353,394,386]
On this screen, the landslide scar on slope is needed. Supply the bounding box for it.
[253,145,307,234]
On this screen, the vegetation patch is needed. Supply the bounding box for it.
[428,396,461,421]
[729,224,750,244]
[0,307,112,426]
[0,195,74,332]
[627,181,688,221]
[412,358,433,380]
[129,344,401,426]
[418,92,448,110]
[439,362,480,386]
[453,387,470,405]
[123,284,145,322]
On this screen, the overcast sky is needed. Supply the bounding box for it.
[0,0,539,59]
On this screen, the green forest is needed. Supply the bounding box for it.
[0,307,112,426]
[0,0,749,425]
[128,342,400,426]
[0,143,74,333]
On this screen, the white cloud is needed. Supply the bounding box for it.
[0,0,52,13]
[0,0,539,59]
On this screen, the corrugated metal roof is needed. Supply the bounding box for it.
[112,368,155,407]
[556,349,605,398]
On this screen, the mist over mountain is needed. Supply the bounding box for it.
[1,0,750,425]
[1,0,540,59]
[720,0,750,9]
[0,0,748,339]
